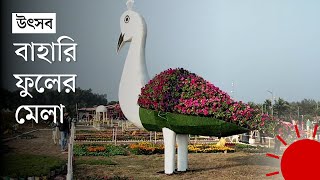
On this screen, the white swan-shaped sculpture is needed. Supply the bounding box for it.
[117,3,189,174]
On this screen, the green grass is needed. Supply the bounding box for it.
[76,159,117,166]
[0,154,66,177]
[235,143,273,153]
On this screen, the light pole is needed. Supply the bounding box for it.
[267,90,274,117]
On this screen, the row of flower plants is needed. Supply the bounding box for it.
[74,134,151,142]
[73,142,236,156]
[75,130,152,142]
[138,68,271,130]
[74,144,129,156]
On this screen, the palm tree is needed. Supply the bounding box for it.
[263,99,272,115]
[273,98,290,119]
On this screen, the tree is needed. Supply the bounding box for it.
[298,99,317,116]
[273,98,290,119]
[263,99,272,115]
[108,101,119,105]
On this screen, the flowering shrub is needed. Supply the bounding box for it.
[271,120,296,144]
[129,142,164,155]
[138,68,269,129]
[87,146,106,152]
[224,142,236,148]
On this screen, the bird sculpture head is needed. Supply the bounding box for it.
[117,0,147,53]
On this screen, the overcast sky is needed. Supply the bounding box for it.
[1,0,320,103]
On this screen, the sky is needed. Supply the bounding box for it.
[1,0,320,103]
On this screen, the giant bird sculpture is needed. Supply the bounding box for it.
[117,1,259,174]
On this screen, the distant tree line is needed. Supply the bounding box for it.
[0,88,109,117]
[1,87,318,122]
[248,98,320,122]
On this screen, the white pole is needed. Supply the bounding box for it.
[67,142,73,180]
[114,126,118,145]
[149,131,152,142]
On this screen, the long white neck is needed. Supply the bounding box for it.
[119,31,149,129]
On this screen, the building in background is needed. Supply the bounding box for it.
[78,104,126,121]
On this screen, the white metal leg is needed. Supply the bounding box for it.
[176,134,189,172]
[162,128,176,174]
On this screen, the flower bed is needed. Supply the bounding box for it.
[75,134,113,141]
[129,142,164,155]
[74,142,236,156]
[75,130,151,142]
[225,142,236,148]
[138,68,270,132]
[188,144,235,153]
[74,144,129,156]
[128,142,235,155]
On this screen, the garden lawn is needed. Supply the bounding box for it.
[0,154,66,177]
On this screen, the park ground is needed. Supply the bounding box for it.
[3,124,282,180]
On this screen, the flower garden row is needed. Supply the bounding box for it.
[75,130,152,142]
[74,142,237,156]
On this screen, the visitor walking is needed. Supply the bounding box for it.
[59,112,71,152]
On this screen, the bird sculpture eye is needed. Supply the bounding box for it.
[124,15,130,23]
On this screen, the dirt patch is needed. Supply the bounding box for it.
[4,129,67,159]
[74,153,282,180]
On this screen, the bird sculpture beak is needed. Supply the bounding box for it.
[117,33,125,54]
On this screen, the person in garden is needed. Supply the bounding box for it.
[59,112,71,152]
[273,122,282,154]
[49,114,60,145]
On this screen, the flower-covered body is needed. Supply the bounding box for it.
[138,68,269,130]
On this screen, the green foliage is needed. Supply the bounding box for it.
[273,98,290,118]
[140,108,249,137]
[73,144,129,156]
[108,101,119,105]
[303,114,314,121]
[0,154,65,177]
[235,144,272,153]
